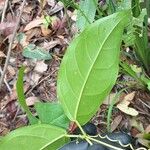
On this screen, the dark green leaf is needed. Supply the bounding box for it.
[35,102,70,129]
[132,0,141,18]
[57,11,131,125]
[23,44,52,60]
[16,66,38,124]
[0,124,68,150]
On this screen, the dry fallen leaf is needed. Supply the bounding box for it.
[0,21,16,36]
[7,65,16,76]
[47,0,55,7]
[145,125,150,133]
[117,92,139,116]
[41,25,52,36]
[30,61,48,85]
[103,93,117,105]
[43,40,61,50]
[0,0,4,11]
[130,118,144,132]
[23,5,33,14]
[136,133,150,148]
[111,115,122,132]
[25,28,41,41]
[49,1,64,15]
[34,61,48,73]
[30,73,41,85]
[26,96,39,106]
[122,91,136,105]
[117,104,139,116]
[24,18,43,31]
[0,51,6,57]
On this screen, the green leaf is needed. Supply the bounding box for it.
[132,0,141,18]
[106,0,116,14]
[144,133,150,140]
[76,0,98,31]
[17,66,38,124]
[35,102,70,129]
[117,0,131,11]
[43,15,52,29]
[120,62,144,85]
[0,124,68,150]
[23,44,52,60]
[57,11,131,125]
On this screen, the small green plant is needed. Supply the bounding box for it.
[119,0,150,91]
[0,1,149,148]
[0,10,136,150]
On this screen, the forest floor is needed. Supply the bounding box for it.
[0,0,150,147]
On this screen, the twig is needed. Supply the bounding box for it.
[0,0,26,89]
[0,66,12,93]
[9,1,15,17]
[138,98,150,110]
[26,69,56,96]
[1,0,9,23]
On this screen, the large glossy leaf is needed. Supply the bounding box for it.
[35,102,70,129]
[0,124,68,150]
[57,11,131,125]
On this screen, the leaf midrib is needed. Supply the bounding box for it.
[74,14,126,119]
[40,134,66,150]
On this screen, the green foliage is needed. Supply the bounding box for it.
[57,11,131,125]
[117,0,131,11]
[106,0,116,14]
[23,44,52,60]
[35,102,70,129]
[2,6,140,149]
[43,15,52,28]
[120,0,150,73]
[144,133,150,140]
[16,66,38,124]
[145,0,150,17]
[60,0,77,9]
[0,124,68,150]
[107,88,127,132]
[131,8,150,72]
[120,62,146,87]
[143,133,150,148]
[132,0,141,17]
[76,0,98,31]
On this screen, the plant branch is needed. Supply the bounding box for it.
[0,0,26,89]
[66,134,147,150]
[0,66,12,93]
[75,121,86,136]
[1,0,9,23]
[88,136,126,150]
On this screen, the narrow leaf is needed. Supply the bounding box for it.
[16,66,38,124]
[35,102,70,129]
[57,11,131,125]
[0,124,68,150]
